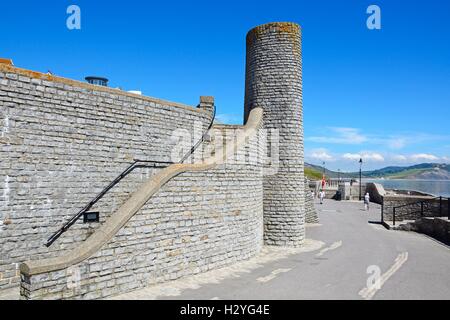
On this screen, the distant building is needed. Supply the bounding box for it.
[127,90,142,95]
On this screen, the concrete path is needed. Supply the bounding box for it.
[0,287,19,300]
[112,199,450,300]
[2,199,449,300]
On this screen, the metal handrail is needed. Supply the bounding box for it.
[392,196,449,226]
[392,196,439,210]
[45,160,172,247]
[179,105,216,164]
[45,105,216,247]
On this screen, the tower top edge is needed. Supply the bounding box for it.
[246,22,301,40]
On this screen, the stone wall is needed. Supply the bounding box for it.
[20,152,265,299]
[244,22,305,247]
[0,63,213,289]
[396,217,450,245]
[305,182,318,224]
[412,218,449,245]
[365,183,385,205]
[18,108,265,299]
[3,21,308,299]
[338,182,367,201]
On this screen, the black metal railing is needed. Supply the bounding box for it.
[392,196,449,226]
[179,105,216,164]
[45,105,216,247]
[45,160,172,247]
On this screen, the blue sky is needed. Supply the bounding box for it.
[1,0,449,171]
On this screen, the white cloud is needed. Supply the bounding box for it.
[392,154,408,162]
[342,152,384,162]
[308,126,450,152]
[342,153,361,161]
[365,153,385,162]
[380,134,449,150]
[215,113,242,124]
[392,154,442,163]
[386,138,407,149]
[309,148,334,161]
[340,153,445,165]
[307,127,367,145]
[410,153,439,161]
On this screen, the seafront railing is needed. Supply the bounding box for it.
[390,196,450,226]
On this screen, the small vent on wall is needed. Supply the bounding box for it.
[85,76,109,87]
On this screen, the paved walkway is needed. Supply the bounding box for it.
[0,287,19,300]
[111,199,450,300]
[2,199,449,300]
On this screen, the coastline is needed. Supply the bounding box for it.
[365,179,450,198]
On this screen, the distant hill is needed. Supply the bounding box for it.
[361,163,450,179]
[305,162,450,180]
[304,163,348,179]
[304,167,323,180]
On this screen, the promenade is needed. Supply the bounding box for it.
[111,199,450,300]
[1,199,449,300]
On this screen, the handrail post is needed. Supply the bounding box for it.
[180,102,216,164]
[439,196,442,217]
[421,201,424,217]
[381,196,384,223]
[448,197,450,220]
[393,207,396,226]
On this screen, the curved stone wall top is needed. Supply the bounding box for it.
[246,22,301,51]
[366,182,386,205]
[20,107,263,276]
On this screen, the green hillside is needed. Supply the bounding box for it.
[305,162,450,180]
[386,168,429,179]
[305,167,323,180]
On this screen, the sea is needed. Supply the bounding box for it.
[364,179,450,198]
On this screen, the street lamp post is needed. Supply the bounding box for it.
[359,158,363,201]
[322,161,326,191]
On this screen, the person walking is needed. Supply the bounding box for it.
[364,192,370,211]
[319,190,325,204]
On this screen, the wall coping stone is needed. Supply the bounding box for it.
[384,195,436,200]
[0,58,13,65]
[0,63,206,114]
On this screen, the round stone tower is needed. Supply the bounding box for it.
[244,22,305,247]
